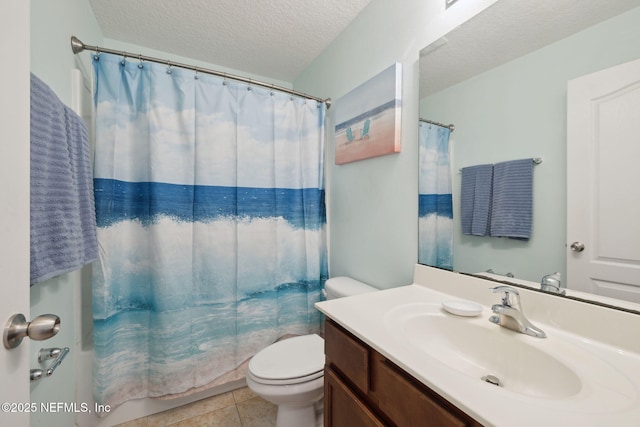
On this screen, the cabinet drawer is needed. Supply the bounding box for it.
[374,354,470,427]
[325,319,369,395]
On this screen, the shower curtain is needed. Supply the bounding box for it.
[418,122,453,269]
[91,53,327,408]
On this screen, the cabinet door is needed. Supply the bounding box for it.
[325,368,386,427]
[325,319,370,395]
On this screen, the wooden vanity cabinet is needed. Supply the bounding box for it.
[324,319,482,427]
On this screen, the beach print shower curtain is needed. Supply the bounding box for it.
[418,122,453,269]
[92,53,327,408]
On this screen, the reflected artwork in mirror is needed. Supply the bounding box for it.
[417,0,640,312]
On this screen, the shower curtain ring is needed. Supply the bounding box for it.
[138,54,143,69]
[194,68,200,80]
[166,60,172,75]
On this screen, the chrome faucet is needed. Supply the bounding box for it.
[489,286,546,338]
[540,272,565,295]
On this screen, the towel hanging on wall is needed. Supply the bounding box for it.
[30,73,98,284]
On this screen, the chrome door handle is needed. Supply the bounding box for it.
[3,313,61,349]
[570,242,585,252]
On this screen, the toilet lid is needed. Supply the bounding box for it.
[249,334,325,381]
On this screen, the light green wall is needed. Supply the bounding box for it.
[26,1,516,421]
[30,0,103,104]
[420,7,640,282]
[294,0,497,288]
[29,0,104,424]
[30,1,103,426]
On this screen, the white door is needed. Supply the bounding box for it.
[567,58,640,303]
[0,1,31,426]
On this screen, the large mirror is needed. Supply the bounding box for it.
[418,0,640,311]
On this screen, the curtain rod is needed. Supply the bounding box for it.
[70,36,331,108]
[419,118,455,132]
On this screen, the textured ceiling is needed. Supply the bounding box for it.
[89,0,373,83]
[420,0,640,97]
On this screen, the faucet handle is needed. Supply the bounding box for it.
[490,285,520,307]
[540,272,565,295]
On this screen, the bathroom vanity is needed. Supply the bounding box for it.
[324,318,481,426]
[316,264,640,427]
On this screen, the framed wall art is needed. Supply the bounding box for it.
[334,63,402,164]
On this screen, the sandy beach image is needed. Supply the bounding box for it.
[335,106,401,164]
[333,63,402,165]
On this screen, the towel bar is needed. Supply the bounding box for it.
[485,269,514,278]
[30,347,70,382]
[459,157,542,173]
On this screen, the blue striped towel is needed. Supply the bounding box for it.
[490,158,533,240]
[30,73,98,284]
[460,164,493,236]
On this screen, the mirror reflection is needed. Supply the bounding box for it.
[418,1,640,310]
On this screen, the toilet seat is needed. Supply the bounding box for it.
[248,334,325,385]
[248,367,324,385]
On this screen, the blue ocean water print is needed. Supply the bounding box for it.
[418,122,453,269]
[92,53,327,408]
[419,194,453,219]
[94,179,325,229]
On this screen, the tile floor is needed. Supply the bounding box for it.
[114,387,277,427]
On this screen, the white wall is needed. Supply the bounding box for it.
[420,7,640,282]
[294,0,498,288]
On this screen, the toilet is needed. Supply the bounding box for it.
[246,276,377,427]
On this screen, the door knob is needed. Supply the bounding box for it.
[3,313,60,349]
[570,242,585,252]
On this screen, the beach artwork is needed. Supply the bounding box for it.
[334,63,402,164]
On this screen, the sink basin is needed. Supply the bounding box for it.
[385,303,582,399]
[317,282,640,424]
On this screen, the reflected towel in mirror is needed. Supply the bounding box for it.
[460,164,493,236]
[490,158,533,240]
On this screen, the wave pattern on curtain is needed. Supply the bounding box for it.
[91,53,327,408]
[418,122,453,269]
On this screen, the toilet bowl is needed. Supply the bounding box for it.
[246,276,377,427]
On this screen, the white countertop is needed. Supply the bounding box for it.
[315,265,640,427]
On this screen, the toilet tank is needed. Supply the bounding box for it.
[324,276,377,300]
